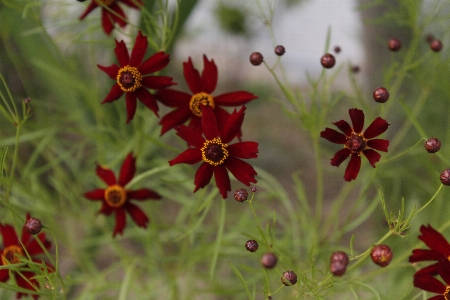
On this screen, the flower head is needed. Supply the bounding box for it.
[168,105,258,199]
[155,55,257,136]
[79,0,142,35]
[0,214,52,299]
[84,153,161,237]
[98,31,175,124]
[320,108,390,181]
[413,259,450,300]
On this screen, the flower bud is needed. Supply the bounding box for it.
[281,270,297,286]
[351,65,360,73]
[320,53,336,69]
[330,251,349,276]
[245,240,259,252]
[333,46,341,54]
[251,186,258,193]
[370,244,393,267]
[249,52,264,66]
[440,169,450,186]
[234,188,248,202]
[424,137,441,153]
[373,87,390,103]
[25,217,43,235]
[430,39,443,52]
[274,45,285,56]
[388,38,401,51]
[24,97,31,104]
[261,252,277,269]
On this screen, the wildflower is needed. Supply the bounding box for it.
[25,218,43,235]
[320,108,390,181]
[424,137,441,153]
[281,270,298,286]
[249,52,264,65]
[261,252,277,269]
[0,214,52,299]
[413,259,450,299]
[84,153,161,237]
[370,244,393,267]
[409,225,450,276]
[234,188,248,202]
[245,240,259,252]
[168,105,258,199]
[388,38,401,51]
[373,87,390,103]
[79,0,142,35]
[156,55,257,136]
[320,53,336,68]
[330,251,349,276]
[440,169,450,186]
[274,45,285,56]
[98,31,174,124]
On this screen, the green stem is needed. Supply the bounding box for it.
[209,199,226,279]
[413,184,443,216]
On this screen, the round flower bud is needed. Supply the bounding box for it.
[261,252,277,269]
[274,45,286,56]
[281,270,297,286]
[430,39,443,52]
[388,38,401,51]
[424,137,441,153]
[440,169,450,186]
[245,240,259,252]
[25,217,43,235]
[373,87,390,103]
[333,46,341,54]
[370,244,393,267]
[320,53,336,69]
[251,186,258,193]
[351,65,360,73]
[249,52,264,66]
[234,188,248,202]
[330,251,349,276]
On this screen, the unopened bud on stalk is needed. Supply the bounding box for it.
[320,53,335,69]
[245,240,259,252]
[424,137,441,153]
[388,38,401,51]
[249,52,264,66]
[330,251,349,276]
[25,217,43,235]
[370,244,393,267]
[440,169,450,186]
[373,87,390,103]
[281,270,297,286]
[251,186,258,193]
[261,252,277,269]
[274,45,285,56]
[430,40,443,52]
[333,46,341,54]
[234,188,248,202]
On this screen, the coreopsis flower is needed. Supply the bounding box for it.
[320,108,390,181]
[168,105,258,199]
[98,31,175,124]
[409,225,450,276]
[413,259,450,300]
[0,214,52,299]
[155,55,257,136]
[84,153,161,237]
[79,0,142,35]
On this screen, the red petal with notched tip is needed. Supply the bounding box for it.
[200,55,217,93]
[214,91,258,106]
[221,106,245,144]
[113,208,126,237]
[183,57,201,94]
[96,165,116,185]
[110,3,127,27]
[169,148,202,166]
[98,64,120,80]
[125,92,137,124]
[125,202,149,228]
[155,89,191,107]
[409,249,445,262]
[128,189,161,200]
[362,149,381,168]
[174,125,205,149]
[193,162,214,192]
[413,272,446,294]
[130,31,147,67]
[114,39,129,67]
[364,117,390,139]
[330,148,351,167]
[320,128,347,144]
[0,224,19,248]
[84,189,105,200]
[139,52,170,75]
[102,84,123,104]
[344,154,361,181]
[201,105,220,140]
[367,139,389,152]
[332,120,352,136]
[136,88,159,116]
[79,1,99,20]
[225,156,257,186]
[159,107,192,136]
[349,108,364,134]
[227,142,258,159]
[101,9,115,36]
[141,76,175,90]
[213,164,231,199]
[118,153,135,186]
[414,264,439,277]
[419,225,450,256]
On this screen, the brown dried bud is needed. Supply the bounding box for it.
[440,169,450,186]
[424,137,441,153]
[430,40,443,52]
[249,52,264,66]
[373,87,390,103]
[245,240,259,252]
[251,186,257,193]
[234,188,248,202]
[370,244,393,267]
[320,53,336,69]
[333,46,341,54]
[281,270,297,286]
[330,251,349,276]
[274,45,285,56]
[25,217,43,235]
[261,252,277,269]
[388,38,401,51]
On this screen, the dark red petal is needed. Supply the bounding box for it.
[113,208,126,237]
[213,165,231,199]
[364,117,390,139]
[220,106,245,144]
[187,116,202,136]
[0,224,19,247]
[128,189,161,200]
[367,139,389,152]
[183,57,201,94]
[96,164,117,185]
[413,273,446,294]
[141,76,175,90]
[84,189,105,200]
[110,4,127,27]
[98,202,114,215]
[98,64,120,79]
[344,154,361,181]
[139,52,170,75]
[363,149,381,167]
[200,55,218,93]
[225,157,257,186]
[169,148,202,165]
[125,92,137,124]
[125,202,149,228]
[227,142,258,159]
[101,9,115,36]
[135,88,159,117]
[330,148,351,167]
[320,128,347,144]
[0,269,9,282]
[437,259,450,285]
[409,249,445,263]
[214,91,258,106]
[349,108,364,134]
[118,153,135,186]
[15,272,38,295]
[79,1,99,20]
[24,232,51,256]
[414,264,439,277]
[114,39,129,67]
[332,120,352,136]
[101,84,123,104]
[155,89,191,107]
[174,125,205,148]
[130,31,147,67]
[419,225,450,256]
[193,162,214,192]
[159,107,192,136]
[201,105,220,140]
[121,0,143,9]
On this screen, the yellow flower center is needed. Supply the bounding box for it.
[104,185,127,208]
[445,286,450,300]
[201,138,229,166]
[96,0,115,6]
[1,245,24,265]
[117,66,142,93]
[189,92,215,117]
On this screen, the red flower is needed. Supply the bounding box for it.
[320,108,389,181]
[84,153,161,237]
[155,55,257,136]
[169,105,258,199]
[0,214,52,299]
[79,0,142,36]
[413,259,450,300]
[409,225,450,276]
[98,31,175,124]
